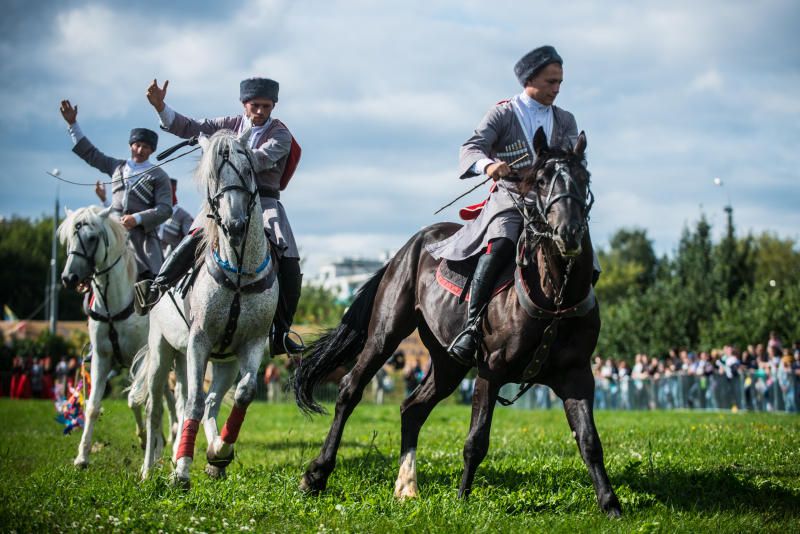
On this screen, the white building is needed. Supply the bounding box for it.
[312,254,391,303]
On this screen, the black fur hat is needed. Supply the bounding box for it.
[514,45,563,86]
[128,128,158,150]
[240,78,279,103]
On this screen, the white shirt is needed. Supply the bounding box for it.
[472,91,554,176]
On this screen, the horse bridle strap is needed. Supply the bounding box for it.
[514,267,596,321]
[204,253,276,352]
[88,299,135,323]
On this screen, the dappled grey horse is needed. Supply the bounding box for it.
[132,130,278,486]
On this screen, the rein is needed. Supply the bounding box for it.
[48,146,201,187]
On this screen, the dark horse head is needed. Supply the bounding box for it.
[518,127,591,257]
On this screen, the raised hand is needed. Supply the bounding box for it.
[59,100,78,125]
[146,79,169,112]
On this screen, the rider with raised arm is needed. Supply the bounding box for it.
[59,100,172,280]
[135,77,304,355]
[426,45,599,364]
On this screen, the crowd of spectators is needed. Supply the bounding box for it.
[592,334,800,413]
[0,350,80,400]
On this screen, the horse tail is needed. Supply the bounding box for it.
[126,344,150,407]
[293,265,388,415]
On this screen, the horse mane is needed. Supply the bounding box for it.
[195,130,255,261]
[57,205,137,279]
[517,147,589,197]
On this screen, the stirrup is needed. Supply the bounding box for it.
[133,280,161,315]
[272,329,306,356]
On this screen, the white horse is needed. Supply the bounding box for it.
[58,206,177,467]
[133,130,278,486]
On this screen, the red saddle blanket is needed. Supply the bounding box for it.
[435,255,515,301]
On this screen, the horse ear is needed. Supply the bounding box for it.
[198,134,211,152]
[239,126,253,148]
[574,131,587,158]
[98,207,112,219]
[533,126,548,156]
[64,207,73,218]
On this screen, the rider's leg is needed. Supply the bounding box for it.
[448,237,515,365]
[134,229,203,315]
[271,256,304,356]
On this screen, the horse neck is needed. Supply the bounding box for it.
[530,234,594,305]
[91,250,134,314]
[214,206,268,273]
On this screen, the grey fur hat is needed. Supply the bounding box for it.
[514,45,563,86]
[128,128,158,150]
[240,78,279,103]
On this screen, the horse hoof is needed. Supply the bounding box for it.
[205,464,227,479]
[206,444,235,469]
[73,459,89,469]
[298,472,324,495]
[394,479,419,500]
[169,472,191,491]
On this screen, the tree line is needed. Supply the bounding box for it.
[2,211,798,359]
[594,212,800,358]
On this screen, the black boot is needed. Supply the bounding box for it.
[271,257,305,356]
[448,238,514,365]
[134,230,203,315]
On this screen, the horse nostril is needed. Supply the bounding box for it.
[62,273,78,287]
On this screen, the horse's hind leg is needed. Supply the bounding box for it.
[554,366,622,518]
[395,326,468,499]
[458,375,500,499]
[164,383,178,444]
[301,324,416,494]
[202,359,240,479]
[142,338,174,479]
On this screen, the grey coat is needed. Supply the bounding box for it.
[427,98,578,261]
[160,205,194,254]
[72,137,172,276]
[162,110,299,258]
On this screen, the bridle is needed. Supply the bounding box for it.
[201,139,274,355]
[67,221,122,279]
[66,219,130,364]
[205,143,259,259]
[496,154,598,404]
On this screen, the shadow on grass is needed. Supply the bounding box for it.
[321,449,799,516]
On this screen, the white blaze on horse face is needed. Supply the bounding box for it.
[394,448,419,499]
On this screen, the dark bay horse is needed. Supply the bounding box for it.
[294,128,622,517]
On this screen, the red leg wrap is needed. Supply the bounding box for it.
[220,404,247,444]
[176,419,200,459]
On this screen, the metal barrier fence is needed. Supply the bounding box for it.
[499,373,799,412]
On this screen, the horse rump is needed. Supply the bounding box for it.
[293,265,388,415]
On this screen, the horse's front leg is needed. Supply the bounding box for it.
[74,347,112,468]
[172,328,211,488]
[202,359,240,478]
[556,366,622,518]
[458,375,500,498]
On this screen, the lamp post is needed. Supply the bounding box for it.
[46,169,61,334]
[713,177,734,240]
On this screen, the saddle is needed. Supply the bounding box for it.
[435,255,515,302]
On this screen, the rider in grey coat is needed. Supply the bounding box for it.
[59,100,172,280]
[135,77,304,355]
[426,46,598,364]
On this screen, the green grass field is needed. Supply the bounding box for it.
[1,399,798,533]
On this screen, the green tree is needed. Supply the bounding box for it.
[0,216,83,321]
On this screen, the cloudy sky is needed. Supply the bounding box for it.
[1,0,798,276]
